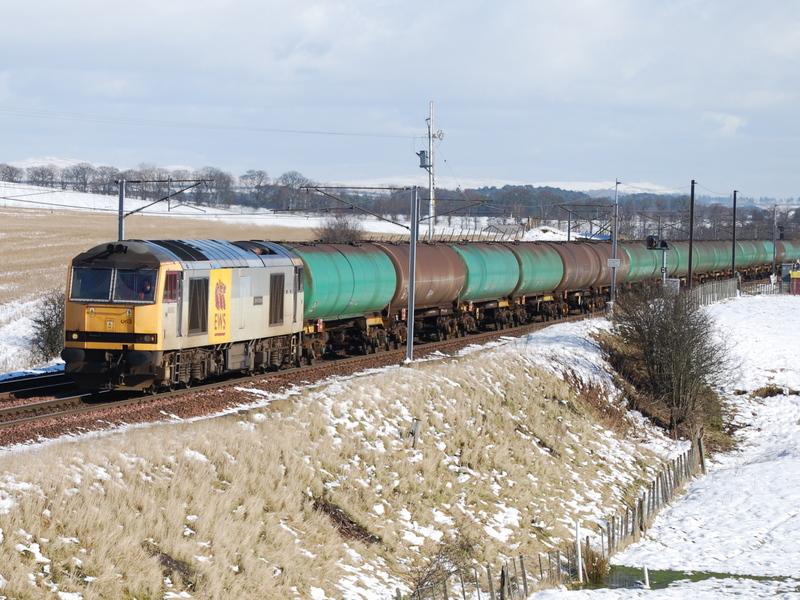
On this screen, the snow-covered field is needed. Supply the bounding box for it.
[532,295,800,598]
[0,180,569,241]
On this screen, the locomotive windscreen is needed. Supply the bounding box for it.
[70,267,113,302]
[113,269,157,303]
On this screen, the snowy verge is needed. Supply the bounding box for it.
[530,576,799,599]
[611,296,800,578]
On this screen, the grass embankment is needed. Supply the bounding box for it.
[0,345,665,598]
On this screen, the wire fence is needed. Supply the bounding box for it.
[392,438,706,599]
[688,278,738,307]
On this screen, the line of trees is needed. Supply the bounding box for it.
[1,161,798,239]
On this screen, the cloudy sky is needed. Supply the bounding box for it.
[1,0,799,196]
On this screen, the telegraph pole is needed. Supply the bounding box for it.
[117,178,126,241]
[731,190,738,276]
[687,179,696,288]
[427,101,436,241]
[608,179,620,311]
[406,186,419,362]
[418,102,443,242]
[772,205,778,277]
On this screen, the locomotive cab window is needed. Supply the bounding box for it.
[163,271,182,303]
[113,269,157,303]
[70,267,112,302]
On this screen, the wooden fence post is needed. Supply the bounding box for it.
[610,515,616,551]
[411,417,421,448]
[443,573,449,599]
[487,565,495,600]
[538,554,544,580]
[474,567,482,600]
[519,557,528,596]
[459,571,467,600]
[698,436,707,475]
[556,550,562,582]
[512,558,519,598]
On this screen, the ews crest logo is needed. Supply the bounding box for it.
[215,280,227,311]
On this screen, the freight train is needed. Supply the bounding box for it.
[60,238,800,391]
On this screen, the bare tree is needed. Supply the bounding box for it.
[192,167,234,206]
[313,212,364,243]
[240,169,269,206]
[0,164,23,183]
[62,162,96,192]
[277,170,314,211]
[92,166,121,195]
[276,170,310,188]
[30,289,65,363]
[610,287,730,432]
[27,164,60,188]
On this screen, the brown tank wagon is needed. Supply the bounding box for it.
[545,242,603,292]
[373,242,466,311]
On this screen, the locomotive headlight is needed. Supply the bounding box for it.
[71,333,79,340]
[144,335,154,343]
[88,307,95,315]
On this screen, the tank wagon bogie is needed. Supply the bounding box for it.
[60,237,799,392]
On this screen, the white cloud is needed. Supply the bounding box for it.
[1,1,799,195]
[704,112,746,137]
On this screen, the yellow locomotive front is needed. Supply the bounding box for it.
[62,242,174,390]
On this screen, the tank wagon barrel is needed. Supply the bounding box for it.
[373,242,465,310]
[284,243,396,321]
[544,242,602,292]
[501,242,564,296]
[448,243,520,303]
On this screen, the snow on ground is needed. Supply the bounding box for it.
[0,180,576,240]
[0,295,64,375]
[532,295,800,598]
[611,295,800,578]
[531,576,799,599]
[521,225,570,241]
[0,297,38,372]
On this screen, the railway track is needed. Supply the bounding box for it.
[0,312,596,436]
[0,372,74,401]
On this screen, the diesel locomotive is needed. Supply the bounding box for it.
[60,238,800,391]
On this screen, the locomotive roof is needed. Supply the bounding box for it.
[72,240,298,270]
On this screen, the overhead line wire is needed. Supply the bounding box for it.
[0,106,421,140]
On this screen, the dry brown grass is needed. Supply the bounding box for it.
[0,345,666,598]
[750,384,785,399]
[0,207,314,304]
